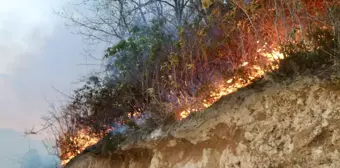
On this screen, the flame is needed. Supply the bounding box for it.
[57,0,336,164]
[60,129,102,166]
[60,110,144,166]
[60,45,284,166]
[179,46,284,120]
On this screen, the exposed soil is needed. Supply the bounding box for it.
[66,66,340,168]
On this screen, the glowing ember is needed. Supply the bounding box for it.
[61,46,284,165]
[57,0,335,164]
[60,129,102,166]
[178,46,284,120]
[61,110,145,166]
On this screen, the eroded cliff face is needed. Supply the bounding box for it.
[66,69,340,168]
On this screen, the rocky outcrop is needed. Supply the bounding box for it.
[66,67,340,168]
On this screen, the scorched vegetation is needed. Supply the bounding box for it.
[34,0,340,165]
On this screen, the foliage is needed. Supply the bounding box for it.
[279,28,339,76]
[104,19,174,83]
[41,0,340,165]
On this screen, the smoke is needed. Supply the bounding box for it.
[109,125,128,135]
[107,113,149,136]
[21,149,60,168]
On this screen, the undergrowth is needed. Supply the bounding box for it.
[278,28,340,76]
[39,0,340,164]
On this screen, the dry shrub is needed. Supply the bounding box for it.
[55,0,340,164]
[147,0,340,120]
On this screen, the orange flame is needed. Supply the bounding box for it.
[60,45,284,165]
[179,45,284,119]
[60,129,102,166]
[60,111,144,166]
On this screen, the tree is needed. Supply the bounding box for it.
[58,0,207,44]
[39,0,340,165]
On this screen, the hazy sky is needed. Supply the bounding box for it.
[0,0,105,166]
[0,0,103,133]
[0,128,59,168]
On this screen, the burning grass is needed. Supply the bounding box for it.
[55,0,340,166]
[178,44,284,119]
[58,128,102,165]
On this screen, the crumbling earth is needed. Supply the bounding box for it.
[66,66,340,168]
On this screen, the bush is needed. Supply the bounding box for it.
[49,0,340,165]
[279,28,339,76]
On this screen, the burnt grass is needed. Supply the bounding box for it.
[68,30,340,163]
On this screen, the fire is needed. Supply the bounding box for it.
[57,0,336,165]
[60,129,102,166]
[60,45,284,166]
[179,46,284,119]
[60,110,144,166]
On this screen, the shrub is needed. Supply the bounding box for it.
[49,0,340,165]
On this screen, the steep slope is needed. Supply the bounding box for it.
[66,66,340,168]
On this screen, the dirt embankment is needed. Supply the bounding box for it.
[66,67,340,168]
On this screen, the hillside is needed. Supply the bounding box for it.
[47,1,340,166]
[64,63,340,168]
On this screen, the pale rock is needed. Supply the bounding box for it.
[244,132,254,141]
[297,98,304,105]
[312,147,323,159]
[168,140,177,147]
[66,69,340,168]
